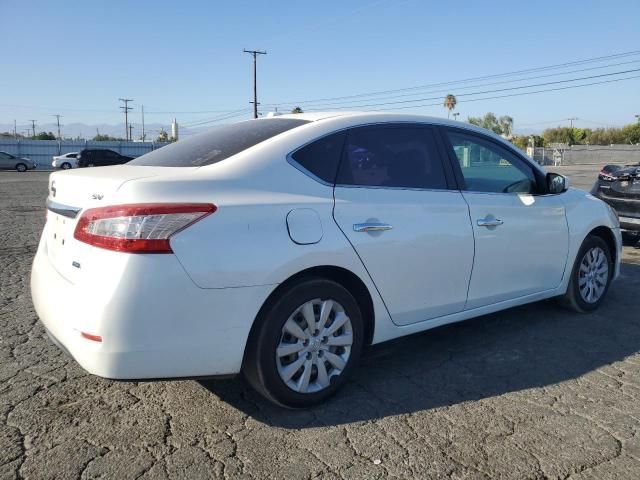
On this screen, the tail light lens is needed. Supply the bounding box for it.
[598,170,615,181]
[74,203,216,253]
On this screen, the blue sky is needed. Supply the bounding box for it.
[2,0,640,134]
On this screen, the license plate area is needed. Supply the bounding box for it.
[47,213,77,281]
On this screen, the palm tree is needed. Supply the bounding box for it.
[443,94,457,118]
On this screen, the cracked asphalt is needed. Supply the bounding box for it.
[1,167,640,479]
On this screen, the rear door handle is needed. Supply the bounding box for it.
[477,217,504,227]
[353,223,393,233]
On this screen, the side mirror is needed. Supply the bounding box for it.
[547,172,569,194]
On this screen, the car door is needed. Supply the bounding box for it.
[441,127,569,309]
[332,124,475,326]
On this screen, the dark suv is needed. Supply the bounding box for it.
[591,163,640,244]
[77,149,133,167]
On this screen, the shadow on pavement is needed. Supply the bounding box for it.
[200,262,640,428]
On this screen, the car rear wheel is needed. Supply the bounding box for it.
[557,235,613,313]
[243,278,363,408]
[61,162,72,170]
[15,163,27,172]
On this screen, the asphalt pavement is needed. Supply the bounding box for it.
[1,167,639,479]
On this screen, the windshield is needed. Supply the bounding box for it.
[128,118,309,167]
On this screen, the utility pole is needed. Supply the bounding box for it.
[141,105,146,141]
[243,49,267,119]
[129,124,134,142]
[52,114,63,139]
[567,117,578,129]
[13,120,17,139]
[119,98,133,140]
[29,120,37,138]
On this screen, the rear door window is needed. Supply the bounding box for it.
[129,118,309,167]
[336,125,448,190]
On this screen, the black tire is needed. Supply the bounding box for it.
[15,163,27,172]
[61,162,72,170]
[243,278,364,408]
[557,235,613,313]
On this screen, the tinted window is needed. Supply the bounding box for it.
[336,126,447,189]
[129,118,309,167]
[446,130,537,194]
[67,153,77,158]
[290,132,346,183]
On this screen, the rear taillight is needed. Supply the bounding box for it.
[599,170,615,181]
[74,203,216,253]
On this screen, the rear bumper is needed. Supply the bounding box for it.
[594,191,640,231]
[30,236,274,379]
[619,216,640,232]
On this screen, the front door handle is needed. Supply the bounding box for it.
[353,223,393,233]
[477,217,504,227]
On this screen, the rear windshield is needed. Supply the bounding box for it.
[128,118,309,167]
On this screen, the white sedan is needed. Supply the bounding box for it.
[52,152,79,170]
[31,112,621,407]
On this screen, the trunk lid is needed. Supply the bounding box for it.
[604,164,640,198]
[45,165,199,283]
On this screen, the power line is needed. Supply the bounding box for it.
[303,68,640,111]
[118,98,133,140]
[243,49,267,119]
[264,49,640,106]
[180,108,252,128]
[268,59,640,109]
[360,74,640,113]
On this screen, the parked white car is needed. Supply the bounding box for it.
[52,152,80,170]
[31,112,621,407]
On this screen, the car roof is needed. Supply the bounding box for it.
[278,110,498,133]
[273,111,517,151]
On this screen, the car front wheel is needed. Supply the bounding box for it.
[558,235,613,312]
[243,278,364,408]
[15,163,27,172]
[61,162,72,170]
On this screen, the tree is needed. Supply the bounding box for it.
[291,106,304,114]
[498,116,514,138]
[511,134,544,150]
[621,123,640,144]
[92,134,124,141]
[542,127,575,145]
[156,130,169,142]
[468,112,502,134]
[34,131,56,140]
[443,94,457,118]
